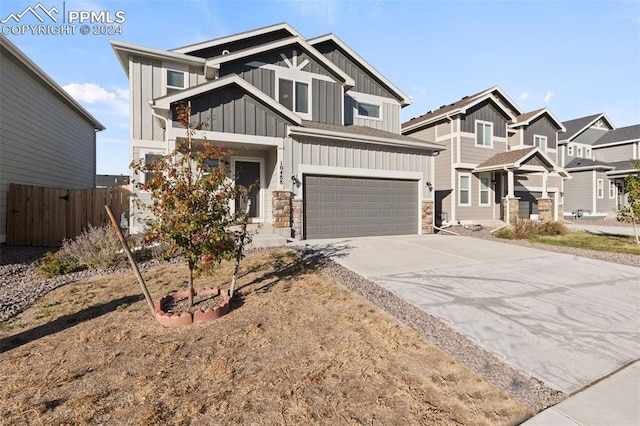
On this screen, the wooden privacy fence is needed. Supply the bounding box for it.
[7,183,130,246]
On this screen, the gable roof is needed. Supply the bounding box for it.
[290,120,445,151]
[591,124,640,147]
[511,108,565,132]
[171,23,299,54]
[307,33,411,106]
[558,113,614,142]
[564,158,615,171]
[402,86,523,133]
[606,160,640,176]
[2,35,105,131]
[204,35,355,89]
[474,147,558,173]
[150,74,302,126]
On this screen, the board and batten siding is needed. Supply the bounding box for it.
[313,41,396,100]
[312,79,342,125]
[289,137,432,198]
[0,49,97,242]
[523,115,558,150]
[563,171,594,213]
[131,56,165,142]
[233,66,275,98]
[182,86,290,138]
[460,101,509,137]
[594,144,634,163]
[344,94,401,133]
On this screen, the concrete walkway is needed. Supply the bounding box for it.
[302,234,640,423]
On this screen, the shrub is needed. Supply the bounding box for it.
[58,224,125,270]
[32,251,78,277]
[496,219,568,240]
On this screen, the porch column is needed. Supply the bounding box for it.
[507,169,515,197]
[541,171,549,198]
[272,190,293,238]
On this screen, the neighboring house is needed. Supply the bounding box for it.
[558,113,640,218]
[96,174,130,188]
[111,23,444,239]
[0,35,105,243]
[402,86,568,226]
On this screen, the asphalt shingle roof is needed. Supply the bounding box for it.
[592,124,640,146]
[564,158,614,170]
[514,109,545,124]
[476,147,536,169]
[558,113,603,140]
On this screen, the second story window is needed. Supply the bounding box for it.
[475,120,493,147]
[534,135,547,152]
[278,79,309,114]
[357,102,381,119]
[568,145,574,156]
[577,146,583,157]
[167,69,185,94]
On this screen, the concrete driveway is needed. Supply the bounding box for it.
[304,234,640,395]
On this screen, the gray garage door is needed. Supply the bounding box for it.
[304,175,418,239]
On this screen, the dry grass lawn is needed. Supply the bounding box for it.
[0,249,531,425]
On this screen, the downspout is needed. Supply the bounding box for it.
[148,100,170,152]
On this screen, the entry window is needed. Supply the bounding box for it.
[476,121,493,147]
[278,79,309,114]
[597,179,604,199]
[479,176,490,206]
[609,180,615,199]
[459,174,471,205]
[534,135,547,152]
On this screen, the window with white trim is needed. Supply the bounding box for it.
[534,135,547,152]
[475,120,493,147]
[357,102,381,119]
[166,69,186,94]
[568,144,574,156]
[597,178,604,199]
[459,174,471,205]
[585,148,591,158]
[143,153,163,185]
[577,146,583,157]
[609,180,616,199]
[278,78,309,114]
[479,176,490,206]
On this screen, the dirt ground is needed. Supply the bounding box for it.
[0,249,531,425]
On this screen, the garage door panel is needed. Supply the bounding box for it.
[305,175,418,239]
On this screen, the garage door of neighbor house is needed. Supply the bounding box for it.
[516,191,542,218]
[304,175,418,239]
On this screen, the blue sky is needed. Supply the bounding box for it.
[3,0,639,175]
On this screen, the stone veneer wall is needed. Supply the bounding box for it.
[272,190,292,229]
[292,199,303,240]
[421,200,434,234]
[537,198,553,222]
[505,197,520,223]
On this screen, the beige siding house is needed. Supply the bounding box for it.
[112,23,443,239]
[403,86,568,225]
[0,35,105,243]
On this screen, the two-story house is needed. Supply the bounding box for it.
[402,86,568,226]
[111,23,443,240]
[559,113,640,218]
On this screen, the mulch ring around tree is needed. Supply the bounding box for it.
[154,287,230,327]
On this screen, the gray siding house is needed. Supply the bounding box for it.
[402,87,568,225]
[111,23,443,239]
[0,35,105,243]
[559,113,640,218]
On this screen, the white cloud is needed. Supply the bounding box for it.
[519,92,530,100]
[543,91,554,104]
[63,83,128,116]
[281,0,340,24]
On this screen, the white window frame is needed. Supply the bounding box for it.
[356,101,382,120]
[475,120,493,148]
[274,70,313,120]
[138,151,165,190]
[166,69,186,94]
[479,175,491,206]
[585,148,591,159]
[597,178,604,199]
[458,173,471,206]
[568,144,574,156]
[534,135,547,152]
[609,180,616,199]
[577,146,583,157]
